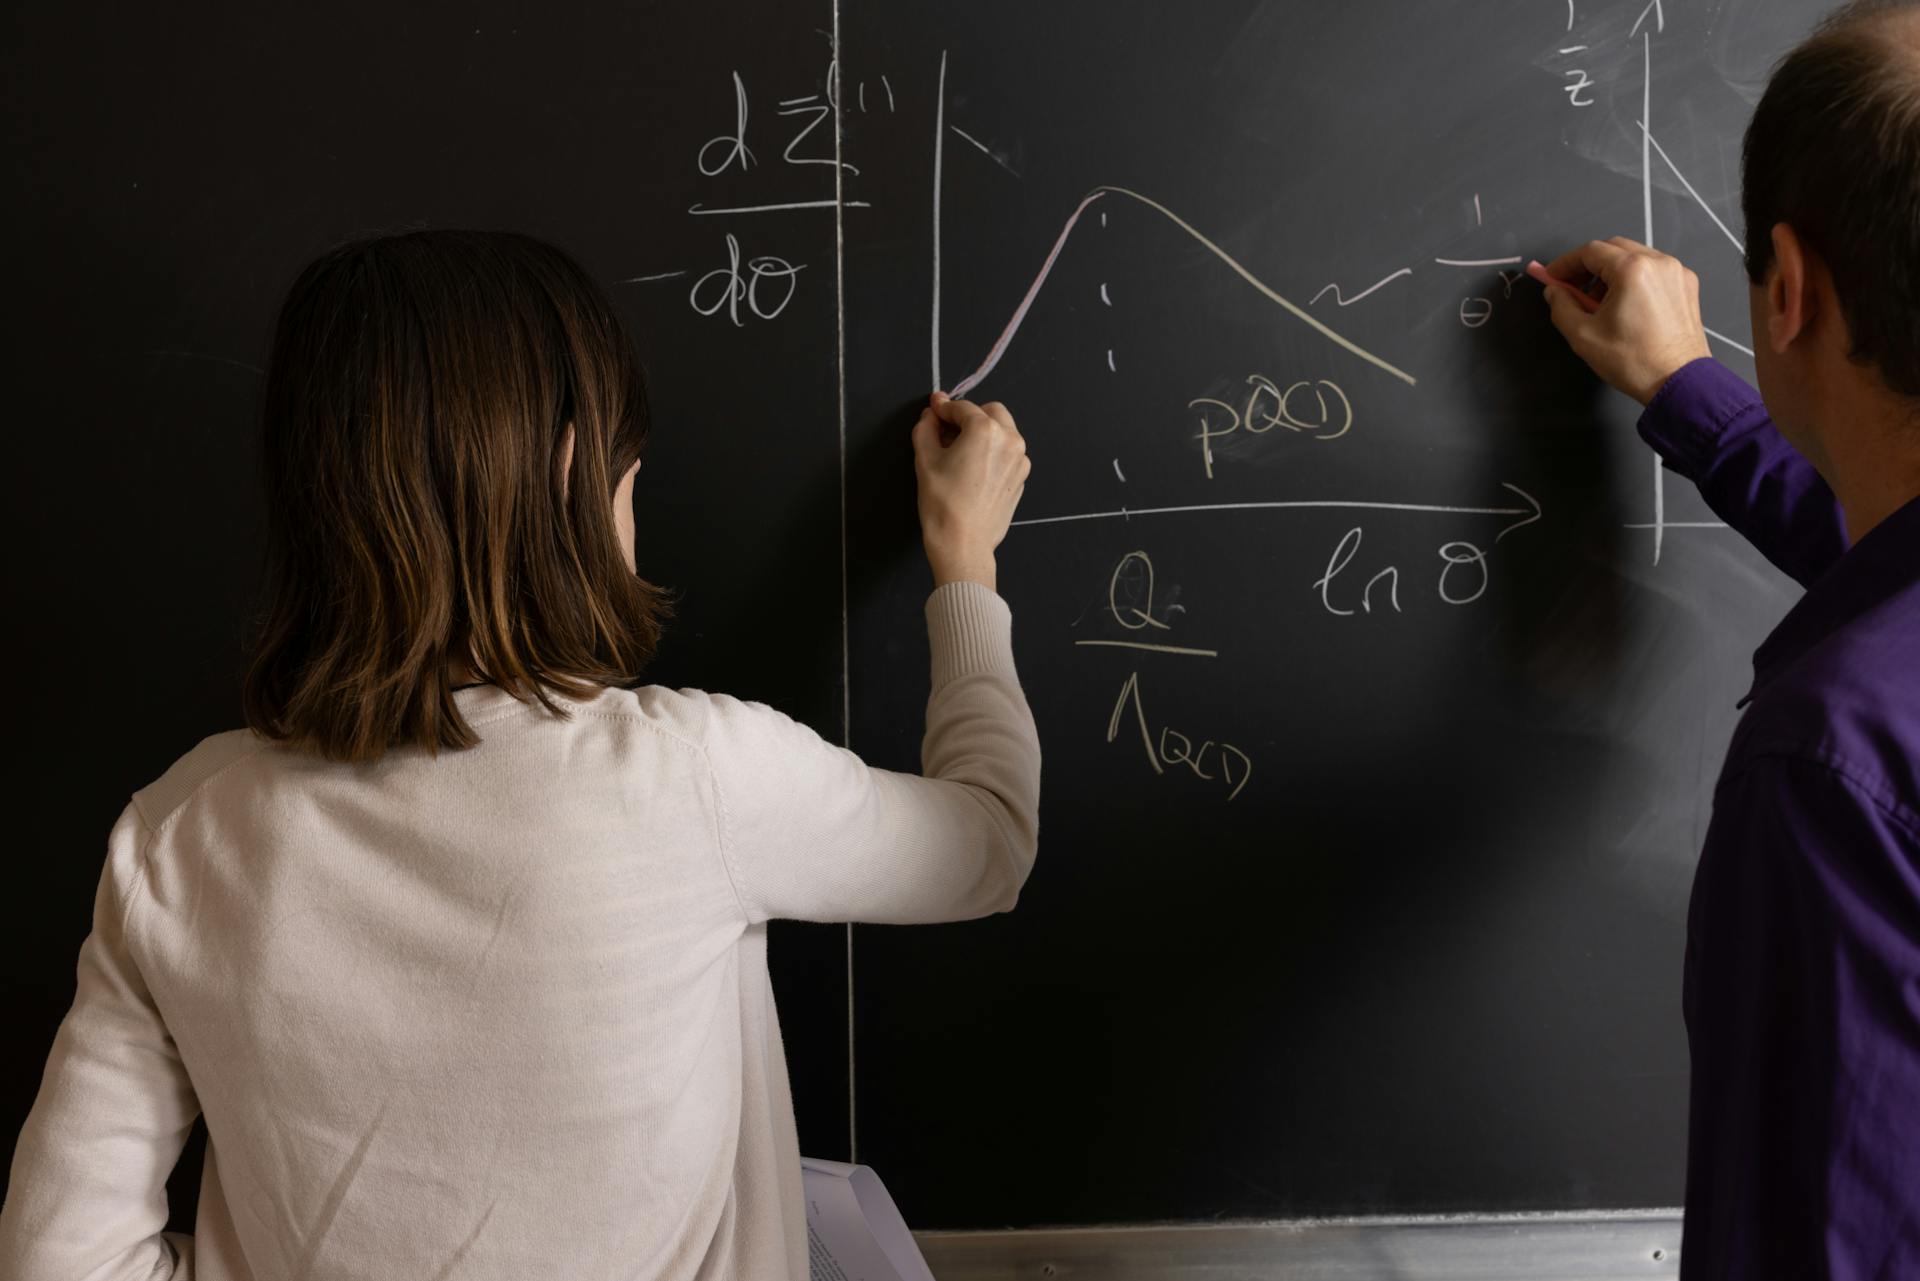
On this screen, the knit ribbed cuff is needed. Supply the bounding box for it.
[925,580,1017,689]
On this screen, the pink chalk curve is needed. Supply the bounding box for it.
[943,191,1109,399]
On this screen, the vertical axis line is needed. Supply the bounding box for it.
[1642,34,1654,250]
[1643,30,1665,567]
[830,0,856,1165]
[932,51,947,392]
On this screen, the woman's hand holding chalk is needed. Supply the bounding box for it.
[1526,259,1602,313]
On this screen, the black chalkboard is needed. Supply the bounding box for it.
[840,0,1819,1227]
[4,0,1821,1237]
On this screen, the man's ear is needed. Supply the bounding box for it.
[1766,222,1812,354]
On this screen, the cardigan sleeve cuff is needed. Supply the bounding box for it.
[925,580,1018,690]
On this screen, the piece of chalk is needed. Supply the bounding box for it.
[1526,259,1602,313]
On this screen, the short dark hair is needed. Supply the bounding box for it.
[1742,1,1920,398]
[244,228,669,762]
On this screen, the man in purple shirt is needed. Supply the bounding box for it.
[1538,3,1920,1277]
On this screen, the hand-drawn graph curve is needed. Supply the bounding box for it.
[941,186,1419,398]
[929,52,1418,399]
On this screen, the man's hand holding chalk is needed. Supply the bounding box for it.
[1533,237,1715,405]
[1526,259,1602,313]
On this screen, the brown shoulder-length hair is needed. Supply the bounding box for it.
[244,228,669,762]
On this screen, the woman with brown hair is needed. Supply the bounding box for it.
[0,229,1041,1280]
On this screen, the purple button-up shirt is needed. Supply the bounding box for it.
[1639,357,1920,1280]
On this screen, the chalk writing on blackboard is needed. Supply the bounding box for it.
[689,234,805,325]
[1315,528,1401,617]
[1313,529,1496,616]
[940,185,1418,398]
[1106,672,1252,801]
[699,70,755,176]
[778,92,857,175]
[669,57,894,321]
[702,65,870,182]
[1187,376,1354,479]
[1073,550,1217,657]
[1310,268,1412,308]
[1438,542,1494,605]
[1107,550,1172,632]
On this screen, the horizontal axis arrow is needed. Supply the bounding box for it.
[1011,483,1544,543]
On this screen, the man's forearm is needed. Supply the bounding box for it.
[1638,358,1847,587]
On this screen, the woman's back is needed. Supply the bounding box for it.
[10,607,1036,1279]
[0,227,1039,1280]
[141,683,785,1278]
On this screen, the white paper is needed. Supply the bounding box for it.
[801,1158,937,1281]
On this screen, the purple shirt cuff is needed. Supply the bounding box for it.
[1637,356,1771,483]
